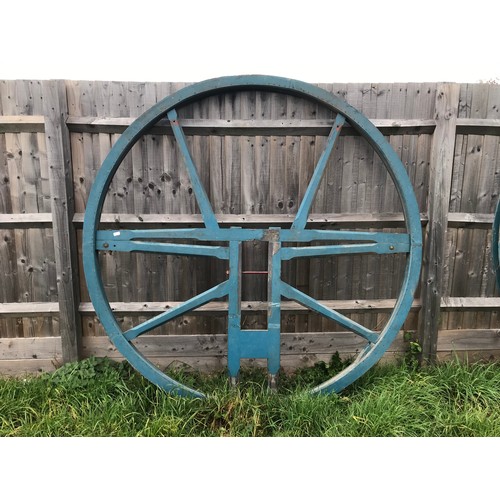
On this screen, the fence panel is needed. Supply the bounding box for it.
[1,78,500,375]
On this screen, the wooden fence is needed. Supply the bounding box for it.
[1,79,500,376]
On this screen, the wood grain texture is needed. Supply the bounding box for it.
[42,80,82,361]
[2,328,499,376]
[3,79,500,372]
[417,83,460,363]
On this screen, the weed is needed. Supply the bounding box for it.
[403,331,422,368]
[281,352,352,390]
[44,356,131,391]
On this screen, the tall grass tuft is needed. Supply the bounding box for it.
[1,356,500,437]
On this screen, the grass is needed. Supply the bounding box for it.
[1,355,500,437]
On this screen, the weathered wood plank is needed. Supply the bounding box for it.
[4,295,500,319]
[440,297,500,310]
[65,116,439,136]
[418,83,460,363]
[0,229,21,338]
[0,335,62,359]
[437,329,500,351]
[0,332,394,361]
[0,213,53,228]
[71,211,423,228]
[0,87,23,339]
[447,212,494,228]
[198,116,485,135]
[0,359,63,376]
[456,118,500,136]
[79,298,422,314]
[2,85,53,338]
[0,115,45,133]
[0,133,10,216]
[0,354,348,376]
[5,132,23,214]
[2,328,499,368]
[68,203,495,230]
[461,85,495,331]
[0,302,60,316]
[42,80,82,361]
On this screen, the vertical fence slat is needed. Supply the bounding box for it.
[42,80,82,362]
[418,83,460,363]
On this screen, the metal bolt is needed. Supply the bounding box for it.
[389,245,395,250]
[103,242,109,249]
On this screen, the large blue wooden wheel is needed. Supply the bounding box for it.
[493,199,500,291]
[83,75,422,397]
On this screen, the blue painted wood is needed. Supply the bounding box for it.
[267,229,282,376]
[292,114,346,231]
[96,227,266,242]
[227,239,242,378]
[493,199,500,291]
[280,241,409,259]
[233,330,278,359]
[96,228,410,245]
[96,238,229,259]
[280,281,379,343]
[167,109,219,231]
[281,229,411,243]
[83,74,422,398]
[227,231,281,380]
[123,281,231,341]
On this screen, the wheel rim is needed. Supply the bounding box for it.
[493,199,500,291]
[83,75,422,397]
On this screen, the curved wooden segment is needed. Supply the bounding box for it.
[493,199,500,291]
[311,235,422,394]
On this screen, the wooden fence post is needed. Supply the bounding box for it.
[417,83,460,363]
[42,80,82,363]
